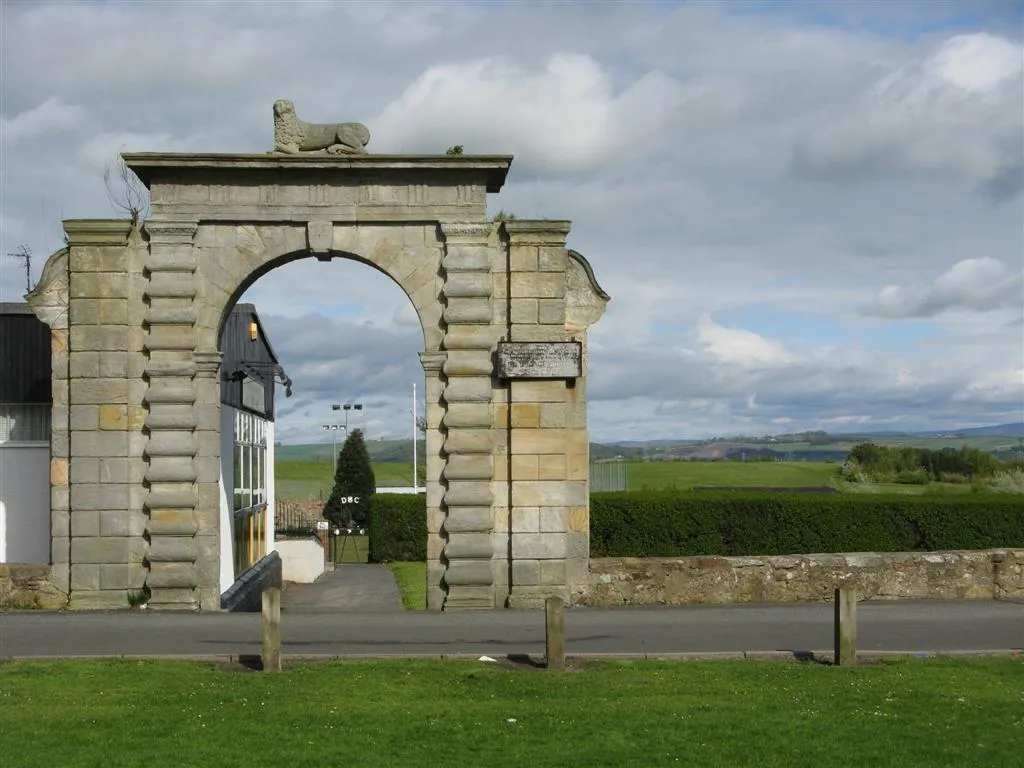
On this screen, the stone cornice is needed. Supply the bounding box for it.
[439,222,493,242]
[62,219,134,246]
[502,220,572,245]
[123,153,513,194]
[144,219,199,246]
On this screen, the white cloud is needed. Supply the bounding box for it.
[864,257,1023,318]
[794,33,1024,198]
[1,3,1021,441]
[954,369,1024,404]
[696,315,792,367]
[373,54,687,171]
[0,97,87,144]
[77,132,198,173]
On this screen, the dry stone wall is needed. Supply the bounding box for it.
[576,549,1024,606]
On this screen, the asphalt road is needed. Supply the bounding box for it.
[1,600,1020,660]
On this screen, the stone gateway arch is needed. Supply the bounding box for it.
[27,133,608,611]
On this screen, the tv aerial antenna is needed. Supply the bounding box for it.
[6,245,33,293]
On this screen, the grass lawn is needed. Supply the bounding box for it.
[1,658,1019,767]
[623,460,841,490]
[276,459,418,499]
[327,534,369,564]
[387,561,427,610]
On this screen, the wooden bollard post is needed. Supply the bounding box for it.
[262,587,282,672]
[545,597,565,670]
[834,587,856,667]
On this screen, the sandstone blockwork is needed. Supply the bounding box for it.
[26,153,608,610]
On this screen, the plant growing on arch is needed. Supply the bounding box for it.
[324,428,376,528]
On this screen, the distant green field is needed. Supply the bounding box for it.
[275,456,1006,500]
[772,435,1021,455]
[623,460,841,490]
[276,459,419,500]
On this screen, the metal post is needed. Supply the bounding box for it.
[412,382,418,492]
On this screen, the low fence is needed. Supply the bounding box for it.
[573,549,1024,606]
[275,499,325,533]
[590,462,628,492]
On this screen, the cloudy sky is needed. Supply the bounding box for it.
[1,0,1022,444]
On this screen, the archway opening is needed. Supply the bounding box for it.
[213,250,431,611]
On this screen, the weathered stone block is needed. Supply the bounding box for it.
[509,298,538,324]
[512,481,585,509]
[539,403,568,429]
[100,510,147,537]
[70,299,99,325]
[72,483,130,511]
[443,454,494,481]
[98,300,129,326]
[443,403,491,429]
[70,510,100,537]
[539,559,566,586]
[443,507,493,534]
[539,507,569,533]
[71,378,128,404]
[70,564,101,591]
[511,507,539,533]
[511,454,539,481]
[70,326,128,352]
[444,533,493,559]
[148,535,198,562]
[512,559,540,586]
[69,457,98,484]
[444,560,493,586]
[71,536,135,564]
[442,428,493,454]
[443,376,492,402]
[511,380,567,403]
[443,481,493,507]
[510,403,540,428]
[569,505,589,533]
[509,246,538,272]
[443,297,492,324]
[538,298,566,325]
[99,564,131,590]
[511,429,567,455]
[512,533,566,560]
[69,242,129,269]
[538,247,568,272]
[538,454,568,481]
[99,351,129,378]
[71,271,129,299]
[147,562,198,590]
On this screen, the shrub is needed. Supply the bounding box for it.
[590,491,1024,558]
[368,494,426,562]
[323,429,375,527]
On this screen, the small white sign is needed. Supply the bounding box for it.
[315,520,329,531]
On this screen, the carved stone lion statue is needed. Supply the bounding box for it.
[273,99,370,155]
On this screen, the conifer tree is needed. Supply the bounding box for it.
[323,428,375,528]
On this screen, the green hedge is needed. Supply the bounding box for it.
[364,491,1023,562]
[590,492,1024,558]
[367,494,426,562]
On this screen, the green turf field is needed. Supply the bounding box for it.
[2,658,1019,767]
[623,460,841,490]
[276,459,419,499]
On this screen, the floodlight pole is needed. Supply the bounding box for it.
[322,424,346,475]
[332,401,363,434]
[412,382,418,492]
